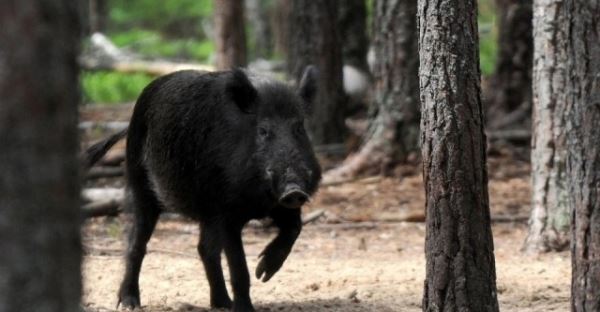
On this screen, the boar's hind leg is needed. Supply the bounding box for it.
[198,221,232,309]
[256,208,302,283]
[117,177,161,308]
[224,223,255,312]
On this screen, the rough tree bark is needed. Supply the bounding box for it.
[419,0,499,310]
[214,0,247,70]
[0,1,82,311]
[288,0,346,144]
[524,0,570,253]
[565,1,600,311]
[486,0,533,130]
[325,0,419,181]
[338,0,370,72]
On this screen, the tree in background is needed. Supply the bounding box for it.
[272,0,291,61]
[288,0,346,145]
[418,0,499,310]
[524,0,570,253]
[245,0,273,61]
[486,0,533,130]
[214,0,247,69]
[338,0,370,72]
[565,1,600,310]
[0,1,82,311]
[325,0,419,181]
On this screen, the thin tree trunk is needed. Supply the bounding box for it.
[288,0,346,145]
[338,0,370,72]
[324,0,419,181]
[419,0,499,310]
[566,1,600,311]
[214,0,247,70]
[0,1,82,311]
[486,0,533,129]
[524,0,570,253]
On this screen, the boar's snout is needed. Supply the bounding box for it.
[278,183,309,209]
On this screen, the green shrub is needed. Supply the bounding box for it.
[82,71,154,104]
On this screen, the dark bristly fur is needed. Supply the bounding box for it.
[86,67,321,312]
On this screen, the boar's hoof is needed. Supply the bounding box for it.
[117,295,141,310]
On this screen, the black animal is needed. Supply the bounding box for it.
[86,67,322,311]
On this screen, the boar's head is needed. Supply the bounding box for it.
[228,66,322,209]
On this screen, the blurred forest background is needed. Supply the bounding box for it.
[80,0,498,104]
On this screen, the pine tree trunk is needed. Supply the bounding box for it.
[524,0,570,253]
[566,1,600,311]
[486,0,533,129]
[419,0,499,310]
[214,0,247,70]
[0,1,82,311]
[324,0,419,181]
[338,0,369,72]
[288,0,346,145]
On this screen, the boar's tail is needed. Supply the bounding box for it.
[83,128,128,169]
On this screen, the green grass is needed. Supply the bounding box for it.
[81,71,154,104]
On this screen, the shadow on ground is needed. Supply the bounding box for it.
[168,298,399,312]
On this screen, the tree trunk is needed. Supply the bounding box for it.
[89,0,107,33]
[565,1,600,311]
[288,0,346,145]
[214,0,247,70]
[272,0,291,60]
[486,0,533,130]
[0,1,82,311]
[245,0,273,60]
[523,0,570,253]
[418,0,499,310]
[338,0,370,72]
[324,0,419,181]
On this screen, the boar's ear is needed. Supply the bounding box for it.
[297,65,318,115]
[226,68,258,114]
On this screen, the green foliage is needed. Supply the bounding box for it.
[478,0,498,76]
[109,29,214,62]
[81,71,154,104]
[108,0,213,37]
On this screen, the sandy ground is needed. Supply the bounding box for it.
[81,104,568,312]
[81,166,569,312]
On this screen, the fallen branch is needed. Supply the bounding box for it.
[81,57,214,76]
[98,151,126,166]
[82,187,125,203]
[86,166,124,180]
[79,121,129,132]
[82,199,122,218]
[487,129,531,141]
[302,209,325,225]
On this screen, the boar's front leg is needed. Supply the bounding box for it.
[223,222,255,312]
[256,208,302,283]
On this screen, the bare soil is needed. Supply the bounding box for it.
[81,105,569,312]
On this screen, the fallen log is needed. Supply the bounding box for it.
[80,57,214,76]
[86,166,124,180]
[82,199,121,218]
[82,187,125,203]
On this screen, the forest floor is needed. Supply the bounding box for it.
[81,105,569,312]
